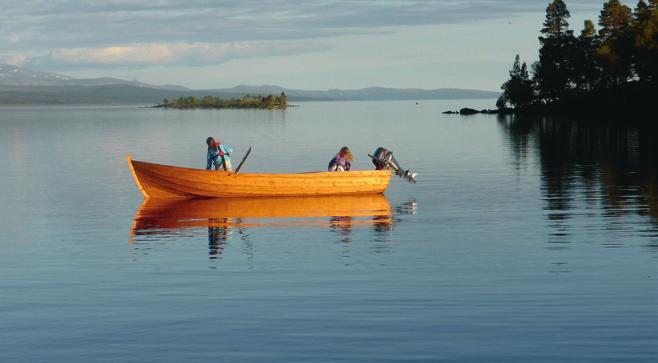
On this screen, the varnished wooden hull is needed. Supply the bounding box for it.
[127,155,391,199]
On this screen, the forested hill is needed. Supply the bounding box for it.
[210,85,499,101]
[0,63,186,90]
[499,0,658,116]
[0,84,499,105]
[0,84,253,105]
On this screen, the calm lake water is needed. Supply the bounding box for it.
[1,101,656,362]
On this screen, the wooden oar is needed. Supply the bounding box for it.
[235,146,252,173]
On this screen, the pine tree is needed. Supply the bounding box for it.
[651,0,658,82]
[535,0,577,101]
[541,0,573,37]
[265,94,275,109]
[574,20,601,90]
[279,91,287,108]
[519,62,534,106]
[597,0,633,86]
[496,95,508,110]
[502,55,534,108]
[630,0,658,82]
[201,95,215,107]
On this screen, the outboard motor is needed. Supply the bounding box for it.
[369,147,417,183]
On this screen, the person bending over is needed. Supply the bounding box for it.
[328,146,353,171]
[206,137,233,171]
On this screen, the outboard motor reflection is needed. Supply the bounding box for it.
[369,147,417,183]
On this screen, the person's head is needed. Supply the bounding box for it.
[207,137,220,148]
[339,146,353,161]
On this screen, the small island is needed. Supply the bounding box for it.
[157,92,288,109]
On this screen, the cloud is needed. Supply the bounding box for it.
[6,33,22,44]
[1,0,634,77]
[23,41,325,69]
[3,54,28,66]
[2,1,613,50]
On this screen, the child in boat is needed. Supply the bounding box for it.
[328,146,353,171]
[206,137,233,171]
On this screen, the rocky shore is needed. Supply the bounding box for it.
[443,108,515,115]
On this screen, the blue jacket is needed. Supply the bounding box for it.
[206,144,233,169]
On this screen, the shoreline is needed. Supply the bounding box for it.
[449,81,657,120]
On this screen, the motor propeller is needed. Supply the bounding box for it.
[368,147,417,183]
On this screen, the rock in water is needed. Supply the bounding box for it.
[459,108,479,115]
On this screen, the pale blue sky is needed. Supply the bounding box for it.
[0,1,638,91]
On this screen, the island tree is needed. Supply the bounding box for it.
[597,0,634,86]
[630,0,658,82]
[499,0,658,114]
[502,55,534,108]
[279,91,287,108]
[572,20,601,91]
[534,0,576,101]
[160,94,288,109]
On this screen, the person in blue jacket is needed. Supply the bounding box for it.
[206,137,233,171]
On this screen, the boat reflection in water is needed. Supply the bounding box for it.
[130,194,402,258]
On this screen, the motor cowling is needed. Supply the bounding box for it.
[370,147,417,183]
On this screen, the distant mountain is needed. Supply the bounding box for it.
[211,85,500,100]
[325,87,499,100]
[0,63,75,85]
[0,84,248,105]
[0,64,188,90]
[0,64,499,105]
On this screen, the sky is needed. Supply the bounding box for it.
[0,0,639,91]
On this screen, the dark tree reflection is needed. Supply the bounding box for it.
[499,115,658,232]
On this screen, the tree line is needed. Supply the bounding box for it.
[160,92,287,109]
[500,0,657,110]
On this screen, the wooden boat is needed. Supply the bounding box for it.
[130,194,393,234]
[127,155,391,199]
